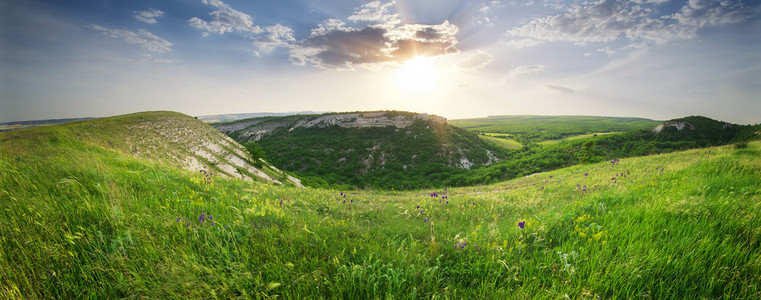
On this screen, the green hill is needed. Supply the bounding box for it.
[449,115,662,145]
[214,111,507,189]
[2,114,759,298]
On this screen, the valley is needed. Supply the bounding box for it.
[1,111,759,298]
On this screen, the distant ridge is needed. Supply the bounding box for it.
[197,111,330,124]
[0,117,94,132]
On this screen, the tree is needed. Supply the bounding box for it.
[244,142,267,167]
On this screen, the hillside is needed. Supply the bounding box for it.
[449,115,661,146]
[0,111,301,186]
[2,118,759,298]
[449,115,760,186]
[214,111,506,189]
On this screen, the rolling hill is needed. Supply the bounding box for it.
[2,113,759,298]
[0,111,301,186]
[213,111,507,189]
[448,115,662,145]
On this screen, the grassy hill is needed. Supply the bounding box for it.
[214,111,507,189]
[2,111,760,298]
[449,115,661,146]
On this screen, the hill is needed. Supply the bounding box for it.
[447,115,760,186]
[0,111,301,186]
[2,117,759,298]
[449,115,661,146]
[214,111,507,189]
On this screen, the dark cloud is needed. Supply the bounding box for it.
[291,21,458,70]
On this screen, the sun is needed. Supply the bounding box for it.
[394,56,440,93]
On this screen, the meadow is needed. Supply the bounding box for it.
[1,123,760,298]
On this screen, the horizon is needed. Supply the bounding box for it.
[2,0,760,124]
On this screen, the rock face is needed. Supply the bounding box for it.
[653,121,695,133]
[96,112,302,187]
[215,111,447,142]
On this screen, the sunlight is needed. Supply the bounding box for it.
[394,56,440,93]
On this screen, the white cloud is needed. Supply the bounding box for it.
[509,65,548,78]
[88,25,172,53]
[253,24,296,53]
[506,0,759,47]
[347,0,401,27]
[456,51,494,70]
[505,38,543,49]
[189,0,295,54]
[189,0,263,35]
[673,0,756,27]
[597,46,615,55]
[142,54,179,63]
[135,8,165,24]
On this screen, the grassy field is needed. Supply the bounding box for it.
[476,134,523,150]
[1,120,760,298]
[539,132,620,146]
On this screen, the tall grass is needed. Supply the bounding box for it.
[1,125,760,298]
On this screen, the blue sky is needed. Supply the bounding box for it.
[2,0,760,123]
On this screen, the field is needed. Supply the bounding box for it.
[476,133,523,150]
[539,132,620,146]
[2,119,760,298]
[449,116,661,144]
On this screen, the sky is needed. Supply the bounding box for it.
[1,0,760,124]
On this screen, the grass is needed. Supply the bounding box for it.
[476,133,523,150]
[539,132,619,145]
[1,119,760,298]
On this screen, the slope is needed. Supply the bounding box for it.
[448,115,662,145]
[1,111,301,186]
[2,120,759,298]
[214,111,506,189]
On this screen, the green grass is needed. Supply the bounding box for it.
[2,121,760,298]
[476,134,523,150]
[539,132,620,145]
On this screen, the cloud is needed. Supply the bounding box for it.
[546,85,575,94]
[290,1,459,70]
[504,38,543,49]
[348,0,401,27]
[509,65,548,78]
[189,0,263,35]
[253,24,296,53]
[189,0,295,54]
[506,0,759,47]
[88,25,172,53]
[142,54,179,63]
[135,8,165,24]
[673,0,756,27]
[456,51,494,70]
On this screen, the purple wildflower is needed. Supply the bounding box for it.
[585,172,588,176]
[176,217,181,223]
[280,199,283,206]
[416,205,420,208]
[199,213,206,222]
[518,221,525,229]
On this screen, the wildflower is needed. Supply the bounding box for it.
[584,173,588,176]
[518,221,525,229]
[176,217,181,223]
[416,205,420,208]
[199,213,206,222]
[211,221,216,226]
[280,199,283,206]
